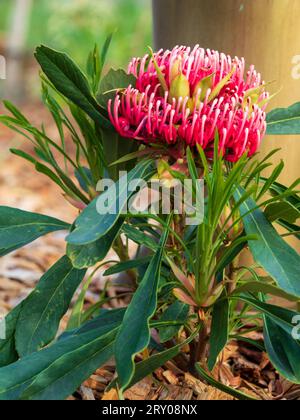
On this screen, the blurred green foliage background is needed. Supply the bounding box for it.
[0,0,152,68]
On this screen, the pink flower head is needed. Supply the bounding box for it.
[108,45,269,162]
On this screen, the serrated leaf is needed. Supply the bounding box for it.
[100,33,113,78]
[86,44,101,94]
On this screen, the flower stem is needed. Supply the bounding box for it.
[189,320,209,374]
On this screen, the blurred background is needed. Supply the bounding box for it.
[0,0,152,314]
[0,0,152,213]
[0,0,152,101]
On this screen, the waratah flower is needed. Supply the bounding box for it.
[108,45,269,162]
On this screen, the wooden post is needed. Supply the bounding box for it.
[153,0,300,250]
[5,0,33,102]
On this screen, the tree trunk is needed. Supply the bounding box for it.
[5,0,33,102]
[152,0,300,250]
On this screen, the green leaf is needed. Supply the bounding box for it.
[67,159,156,245]
[15,256,86,357]
[127,331,197,389]
[232,292,300,385]
[208,66,236,102]
[67,275,95,331]
[195,364,257,400]
[35,45,111,128]
[101,129,139,181]
[100,33,113,78]
[67,219,123,269]
[264,315,300,384]
[3,100,29,124]
[234,295,300,383]
[0,304,23,367]
[10,148,37,165]
[122,224,158,252]
[74,167,94,193]
[86,44,101,94]
[158,301,189,343]
[232,294,299,336]
[0,207,69,257]
[216,236,247,275]
[215,234,257,274]
[10,148,67,192]
[60,308,125,341]
[234,281,300,302]
[208,297,229,371]
[103,256,152,276]
[22,330,116,400]
[233,336,265,352]
[34,162,70,192]
[115,217,171,391]
[98,68,136,108]
[109,148,162,168]
[235,189,300,297]
[87,33,114,94]
[148,47,168,93]
[278,219,300,240]
[108,328,199,391]
[194,74,214,102]
[0,310,124,400]
[256,160,284,201]
[267,179,300,209]
[266,102,300,135]
[265,202,300,224]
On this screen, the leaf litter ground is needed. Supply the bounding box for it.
[0,104,299,401]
